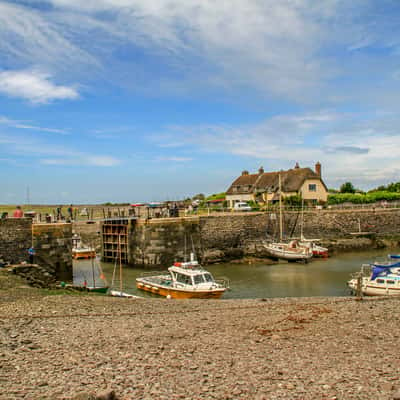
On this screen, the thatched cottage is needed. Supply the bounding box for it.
[226,162,328,208]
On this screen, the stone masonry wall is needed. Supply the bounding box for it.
[0,218,32,264]
[124,209,400,267]
[33,223,73,282]
[129,218,201,267]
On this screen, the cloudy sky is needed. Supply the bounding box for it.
[1,0,400,203]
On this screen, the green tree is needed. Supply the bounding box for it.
[340,182,356,194]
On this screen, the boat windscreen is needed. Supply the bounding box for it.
[193,274,205,284]
[176,273,192,285]
[203,273,214,283]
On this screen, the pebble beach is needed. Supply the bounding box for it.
[1,281,400,400]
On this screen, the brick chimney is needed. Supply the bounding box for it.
[258,166,264,174]
[315,161,321,177]
[242,170,249,176]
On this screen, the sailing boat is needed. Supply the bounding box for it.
[297,199,328,257]
[263,174,313,262]
[108,234,139,298]
[86,254,109,293]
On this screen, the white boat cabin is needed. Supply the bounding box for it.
[168,261,218,289]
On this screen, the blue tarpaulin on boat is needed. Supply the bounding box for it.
[371,265,393,280]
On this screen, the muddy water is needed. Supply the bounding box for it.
[74,248,400,299]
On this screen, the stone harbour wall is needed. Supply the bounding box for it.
[129,218,201,266]
[122,209,400,267]
[0,218,32,264]
[32,223,73,282]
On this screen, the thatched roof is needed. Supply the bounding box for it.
[226,167,327,195]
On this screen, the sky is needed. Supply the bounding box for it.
[1,0,400,203]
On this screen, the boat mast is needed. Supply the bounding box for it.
[91,250,96,289]
[300,197,304,240]
[118,234,122,293]
[279,173,283,242]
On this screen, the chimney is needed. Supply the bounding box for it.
[294,162,300,169]
[258,166,264,174]
[315,161,321,177]
[241,170,249,176]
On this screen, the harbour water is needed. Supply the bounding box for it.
[74,248,400,299]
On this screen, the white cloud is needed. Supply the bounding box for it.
[0,0,339,101]
[0,115,67,133]
[0,70,79,103]
[157,156,193,162]
[0,131,120,167]
[153,110,400,190]
[0,1,96,72]
[40,155,120,166]
[1,0,399,104]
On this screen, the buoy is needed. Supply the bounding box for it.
[166,294,171,299]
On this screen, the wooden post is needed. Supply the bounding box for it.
[279,173,283,242]
[356,273,363,301]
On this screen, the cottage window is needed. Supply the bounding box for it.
[309,184,317,192]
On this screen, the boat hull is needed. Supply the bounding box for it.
[313,249,328,257]
[109,290,141,298]
[264,244,312,261]
[348,279,400,296]
[87,286,108,294]
[136,280,225,299]
[72,250,96,260]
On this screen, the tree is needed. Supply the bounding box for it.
[340,182,356,194]
[192,193,205,200]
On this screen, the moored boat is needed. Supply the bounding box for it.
[348,260,400,296]
[72,234,96,259]
[263,240,313,262]
[298,238,328,257]
[136,254,229,299]
[109,289,141,298]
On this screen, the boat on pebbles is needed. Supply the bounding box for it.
[348,255,400,296]
[136,254,229,299]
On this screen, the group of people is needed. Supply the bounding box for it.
[1,205,23,219]
[1,205,75,221]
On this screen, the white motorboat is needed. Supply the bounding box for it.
[136,253,229,299]
[348,259,400,296]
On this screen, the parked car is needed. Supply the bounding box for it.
[233,202,252,211]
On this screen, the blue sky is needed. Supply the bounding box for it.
[1,0,400,203]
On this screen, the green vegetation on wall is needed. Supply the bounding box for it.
[328,191,400,205]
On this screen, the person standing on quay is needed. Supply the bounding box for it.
[67,204,74,221]
[13,206,23,218]
[28,246,36,264]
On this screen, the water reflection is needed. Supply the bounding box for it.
[73,248,399,299]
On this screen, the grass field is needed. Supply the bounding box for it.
[0,204,132,221]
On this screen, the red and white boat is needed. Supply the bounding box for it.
[298,237,328,257]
